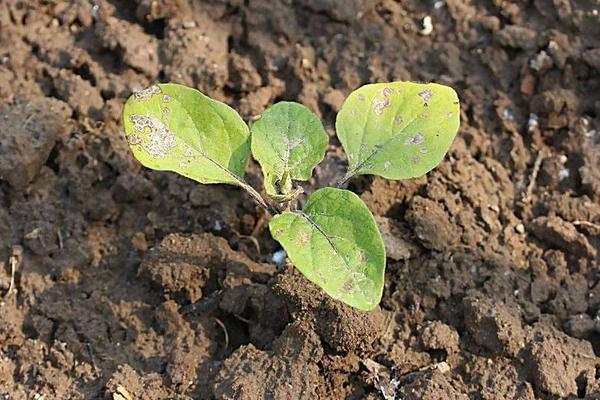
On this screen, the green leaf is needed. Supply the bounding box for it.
[269,187,385,311]
[336,81,460,180]
[251,102,328,198]
[122,83,250,185]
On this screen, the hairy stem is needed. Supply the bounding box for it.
[235,178,277,215]
[336,170,356,188]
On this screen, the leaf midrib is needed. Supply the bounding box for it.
[293,211,352,271]
[168,87,244,184]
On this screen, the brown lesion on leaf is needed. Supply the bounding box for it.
[343,280,354,292]
[418,88,433,105]
[372,87,393,115]
[128,114,177,158]
[380,87,393,97]
[126,133,142,145]
[299,231,310,245]
[404,133,425,145]
[133,85,162,101]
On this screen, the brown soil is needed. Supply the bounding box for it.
[1,0,599,399]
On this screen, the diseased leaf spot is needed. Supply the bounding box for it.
[419,147,428,154]
[404,133,425,145]
[383,161,391,171]
[163,94,172,102]
[381,87,393,96]
[134,85,162,101]
[418,88,433,105]
[127,133,142,145]
[299,231,310,245]
[420,112,429,118]
[185,148,194,157]
[162,107,170,114]
[411,155,420,164]
[372,97,391,115]
[343,281,354,291]
[372,88,393,115]
[358,94,365,102]
[394,116,403,125]
[446,111,453,118]
[357,250,367,263]
[129,115,177,158]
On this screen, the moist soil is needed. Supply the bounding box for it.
[1,0,600,399]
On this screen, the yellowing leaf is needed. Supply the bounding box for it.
[122,83,250,185]
[336,81,460,181]
[251,102,327,199]
[269,188,385,311]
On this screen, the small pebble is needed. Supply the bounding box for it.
[272,249,287,265]
[527,113,539,131]
[558,168,570,181]
[420,16,433,36]
[515,223,525,234]
[502,108,514,121]
[91,4,100,19]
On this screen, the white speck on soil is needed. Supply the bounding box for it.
[527,113,539,131]
[272,249,287,265]
[559,168,570,181]
[420,16,433,36]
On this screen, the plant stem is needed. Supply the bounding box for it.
[336,170,355,188]
[235,178,276,215]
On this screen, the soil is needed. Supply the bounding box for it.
[1,0,599,399]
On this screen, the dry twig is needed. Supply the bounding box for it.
[3,245,23,299]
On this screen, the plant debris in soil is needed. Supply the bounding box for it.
[0,0,600,399]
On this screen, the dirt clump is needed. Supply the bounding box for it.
[273,268,384,353]
[140,233,276,303]
[213,320,324,399]
[0,96,71,189]
[529,216,597,258]
[464,295,526,356]
[406,196,460,252]
[524,326,598,397]
[394,367,469,400]
[420,320,460,354]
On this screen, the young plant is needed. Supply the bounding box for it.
[122,82,460,311]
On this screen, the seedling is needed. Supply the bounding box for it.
[122,82,460,311]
